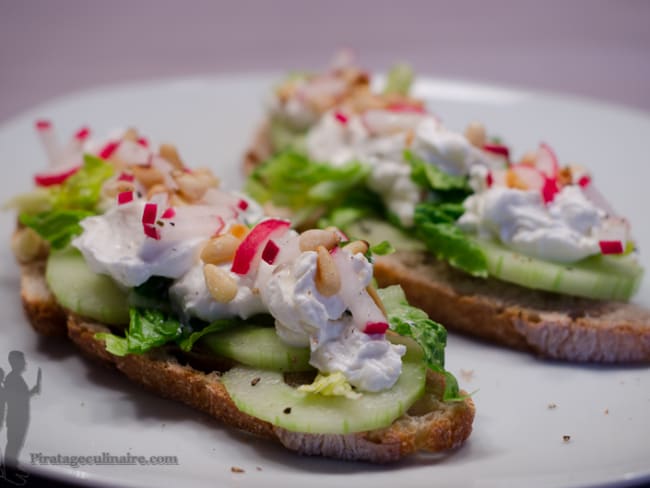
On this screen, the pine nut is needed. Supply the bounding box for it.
[146,184,168,199]
[103,180,135,198]
[175,173,209,202]
[464,122,486,148]
[159,143,184,169]
[203,264,238,303]
[132,165,165,189]
[193,167,220,188]
[520,151,537,166]
[201,234,241,265]
[299,229,340,252]
[345,240,369,256]
[169,193,188,207]
[366,286,387,317]
[11,228,48,263]
[122,127,139,142]
[315,246,341,296]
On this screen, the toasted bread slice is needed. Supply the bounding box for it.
[14,237,474,463]
[244,123,650,363]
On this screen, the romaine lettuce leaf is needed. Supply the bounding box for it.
[50,154,114,211]
[406,150,471,195]
[19,209,94,250]
[414,203,488,277]
[96,308,182,357]
[246,151,370,224]
[383,63,414,96]
[378,285,463,402]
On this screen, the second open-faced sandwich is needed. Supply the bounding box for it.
[243,52,649,362]
[7,121,474,463]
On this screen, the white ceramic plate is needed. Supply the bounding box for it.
[0,75,648,488]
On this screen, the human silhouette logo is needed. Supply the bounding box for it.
[1,350,41,485]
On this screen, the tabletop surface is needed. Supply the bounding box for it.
[1,0,649,124]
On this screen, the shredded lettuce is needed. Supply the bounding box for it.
[177,318,240,352]
[414,203,488,277]
[19,209,94,250]
[246,151,370,226]
[298,371,361,400]
[383,63,414,96]
[369,240,395,256]
[378,285,463,402]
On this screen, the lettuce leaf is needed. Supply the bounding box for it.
[414,203,488,277]
[96,308,182,357]
[16,154,114,248]
[406,150,471,196]
[50,154,114,211]
[383,63,414,96]
[19,209,94,250]
[246,151,370,226]
[378,285,463,402]
[177,318,240,352]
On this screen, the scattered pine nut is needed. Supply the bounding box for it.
[345,240,369,256]
[299,229,339,252]
[159,143,184,169]
[203,264,238,303]
[315,246,341,296]
[201,234,241,265]
[464,122,486,148]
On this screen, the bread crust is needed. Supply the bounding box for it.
[14,239,475,463]
[374,251,650,362]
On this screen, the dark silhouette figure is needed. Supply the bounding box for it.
[3,351,40,473]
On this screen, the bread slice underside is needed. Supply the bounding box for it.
[16,253,475,463]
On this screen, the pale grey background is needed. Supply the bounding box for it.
[1,0,649,123]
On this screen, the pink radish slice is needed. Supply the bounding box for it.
[118,172,135,182]
[581,181,618,216]
[578,175,591,187]
[74,127,90,141]
[364,322,389,335]
[231,219,291,275]
[142,224,160,240]
[161,207,175,219]
[489,168,508,187]
[334,111,349,124]
[483,143,510,161]
[536,142,559,179]
[386,102,426,113]
[142,203,158,225]
[33,164,80,186]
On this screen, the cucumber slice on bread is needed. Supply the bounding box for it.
[46,247,129,325]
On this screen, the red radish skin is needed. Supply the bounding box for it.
[99,141,120,160]
[541,178,560,204]
[118,172,135,182]
[231,219,291,275]
[261,240,280,265]
[74,127,90,141]
[143,224,160,240]
[334,111,349,124]
[486,171,494,187]
[536,142,559,179]
[386,102,426,113]
[364,322,389,335]
[161,207,176,219]
[36,120,51,131]
[142,203,158,225]
[117,191,134,205]
[578,175,591,187]
[599,240,624,255]
[483,143,510,161]
[33,165,80,187]
[237,199,249,211]
[137,137,149,147]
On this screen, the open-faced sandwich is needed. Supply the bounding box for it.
[244,52,650,362]
[7,121,474,463]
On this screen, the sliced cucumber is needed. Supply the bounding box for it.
[476,238,643,301]
[46,247,129,324]
[222,342,425,434]
[201,325,312,372]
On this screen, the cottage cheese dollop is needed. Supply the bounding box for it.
[73,201,205,287]
[458,185,606,262]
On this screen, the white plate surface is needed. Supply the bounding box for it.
[0,75,648,488]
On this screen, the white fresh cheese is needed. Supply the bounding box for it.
[73,201,205,287]
[169,263,265,323]
[458,185,605,263]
